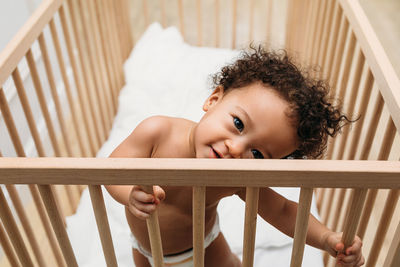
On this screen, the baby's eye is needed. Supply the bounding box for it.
[233,117,244,132]
[251,149,264,159]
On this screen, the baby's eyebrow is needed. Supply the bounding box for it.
[235,105,252,126]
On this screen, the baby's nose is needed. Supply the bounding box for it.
[224,139,245,158]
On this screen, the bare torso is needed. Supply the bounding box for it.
[124,117,243,254]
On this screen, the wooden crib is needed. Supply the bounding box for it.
[0,0,399,266]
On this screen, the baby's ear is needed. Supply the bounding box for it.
[203,86,224,111]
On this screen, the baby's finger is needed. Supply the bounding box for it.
[345,238,363,255]
[131,199,158,214]
[131,187,155,203]
[128,205,150,220]
[153,185,166,202]
[337,253,357,264]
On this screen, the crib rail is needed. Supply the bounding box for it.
[0,157,400,267]
[286,1,400,266]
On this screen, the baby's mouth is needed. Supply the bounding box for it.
[211,147,221,158]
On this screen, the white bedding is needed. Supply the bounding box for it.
[66,23,324,267]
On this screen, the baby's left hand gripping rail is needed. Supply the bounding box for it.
[0,157,400,267]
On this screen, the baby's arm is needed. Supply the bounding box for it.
[238,188,364,266]
[105,116,167,212]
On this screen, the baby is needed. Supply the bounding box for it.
[106,47,364,267]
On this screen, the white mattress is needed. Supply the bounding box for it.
[66,23,324,267]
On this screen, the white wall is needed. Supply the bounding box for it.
[0,0,42,52]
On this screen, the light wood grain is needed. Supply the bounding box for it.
[290,188,313,267]
[0,158,399,188]
[88,185,118,267]
[142,185,164,267]
[339,0,400,134]
[0,0,63,86]
[242,187,259,267]
[193,186,206,267]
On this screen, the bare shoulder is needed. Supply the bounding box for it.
[110,116,174,157]
[136,115,174,135]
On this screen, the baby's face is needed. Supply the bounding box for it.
[194,83,298,159]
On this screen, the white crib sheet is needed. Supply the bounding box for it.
[66,23,324,267]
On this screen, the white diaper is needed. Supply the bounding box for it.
[131,215,221,266]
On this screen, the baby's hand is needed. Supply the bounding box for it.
[323,232,364,266]
[128,185,165,220]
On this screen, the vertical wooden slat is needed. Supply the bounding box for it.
[248,0,254,42]
[336,49,365,159]
[299,0,313,56]
[285,0,295,50]
[215,0,220,47]
[142,0,149,28]
[78,0,112,136]
[59,4,98,156]
[347,70,374,160]
[317,0,336,74]
[366,190,400,267]
[0,87,67,267]
[0,187,34,267]
[38,32,74,157]
[0,87,25,156]
[12,68,46,156]
[197,0,202,46]
[178,0,185,39]
[290,187,313,267]
[330,189,348,232]
[340,189,367,251]
[356,114,395,240]
[359,92,384,160]
[26,48,62,157]
[28,184,67,267]
[18,64,78,214]
[326,32,357,159]
[322,4,343,79]
[22,52,79,208]
[38,185,78,267]
[265,0,273,46]
[88,185,118,267]
[142,185,164,267]
[160,0,166,28]
[304,0,321,62]
[357,189,378,240]
[383,220,400,267]
[88,0,115,124]
[377,118,397,161]
[328,17,350,95]
[321,188,335,224]
[119,0,132,58]
[193,186,205,267]
[231,0,237,49]
[112,0,127,61]
[103,0,125,91]
[242,187,259,267]
[5,185,48,267]
[0,221,21,267]
[316,188,325,212]
[95,1,119,114]
[48,17,88,157]
[311,0,329,65]
[66,0,105,147]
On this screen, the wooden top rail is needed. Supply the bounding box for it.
[339,0,400,132]
[0,0,63,86]
[0,158,399,188]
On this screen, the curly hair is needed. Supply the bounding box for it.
[212,46,354,159]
